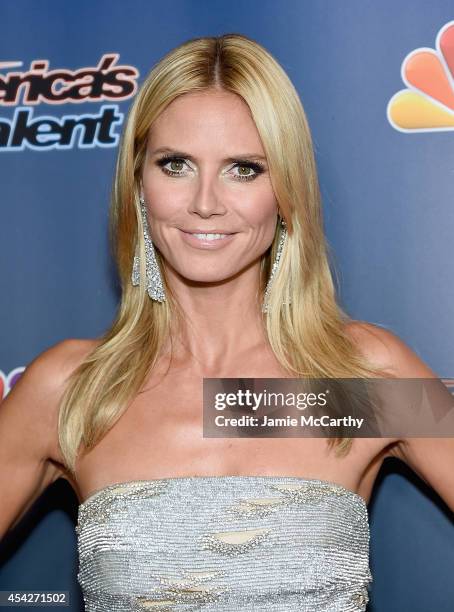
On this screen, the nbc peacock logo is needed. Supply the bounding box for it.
[0,367,24,400]
[387,20,454,132]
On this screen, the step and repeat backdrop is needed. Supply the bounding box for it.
[0,1,453,610]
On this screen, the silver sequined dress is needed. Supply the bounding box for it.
[76,476,372,611]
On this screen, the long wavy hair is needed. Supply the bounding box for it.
[58,33,387,476]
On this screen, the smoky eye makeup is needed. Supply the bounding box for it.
[155,155,189,175]
[154,154,266,182]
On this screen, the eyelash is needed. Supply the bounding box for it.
[155,155,265,182]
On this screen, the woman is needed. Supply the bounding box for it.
[1,33,453,611]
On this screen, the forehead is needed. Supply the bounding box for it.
[147,90,264,153]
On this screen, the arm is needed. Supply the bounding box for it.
[0,339,82,539]
[348,322,454,513]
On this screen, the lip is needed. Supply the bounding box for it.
[178,228,237,249]
[180,229,236,234]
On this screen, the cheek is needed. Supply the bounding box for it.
[240,184,278,226]
[142,177,183,220]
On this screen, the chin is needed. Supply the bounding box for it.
[170,264,235,284]
[182,272,234,284]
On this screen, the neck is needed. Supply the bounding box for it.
[162,261,269,374]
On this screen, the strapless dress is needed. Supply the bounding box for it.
[76,476,372,611]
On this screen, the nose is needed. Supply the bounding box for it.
[187,168,227,218]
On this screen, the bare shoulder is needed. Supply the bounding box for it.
[34,337,100,373]
[26,338,100,459]
[343,322,454,514]
[344,320,438,377]
[22,338,99,406]
[0,338,100,536]
[9,339,100,467]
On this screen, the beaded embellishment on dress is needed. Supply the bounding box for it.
[76,476,372,611]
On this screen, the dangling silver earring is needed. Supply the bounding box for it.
[131,197,166,302]
[262,216,289,313]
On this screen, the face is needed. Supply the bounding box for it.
[140,89,279,286]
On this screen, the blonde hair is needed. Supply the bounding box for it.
[58,33,387,476]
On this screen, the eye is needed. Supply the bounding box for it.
[155,156,189,177]
[230,162,265,182]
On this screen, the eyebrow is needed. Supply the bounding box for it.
[150,146,267,163]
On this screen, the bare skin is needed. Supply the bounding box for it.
[33,323,431,509]
[71,337,394,506]
[1,90,452,538]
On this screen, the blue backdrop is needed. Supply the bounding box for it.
[1,1,453,610]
